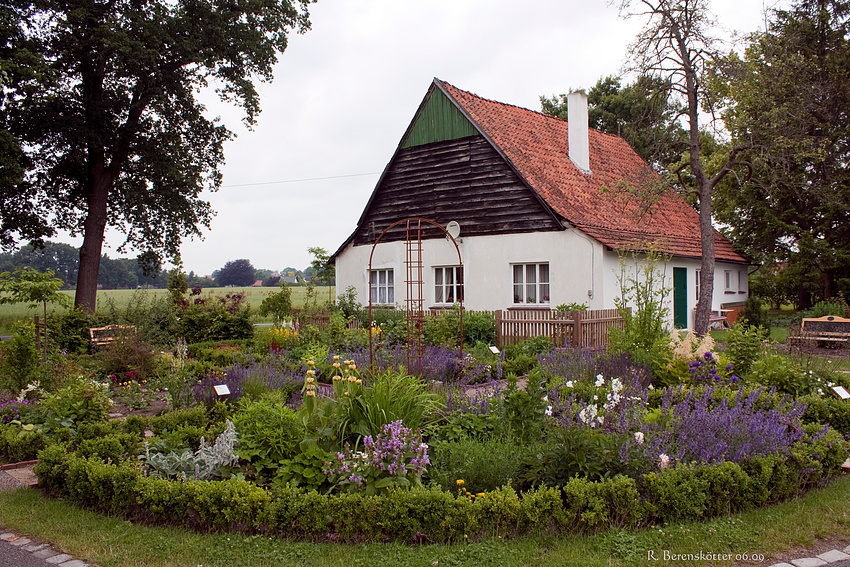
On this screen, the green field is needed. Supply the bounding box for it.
[0,285,336,333]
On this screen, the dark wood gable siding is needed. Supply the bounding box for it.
[352,135,563,246]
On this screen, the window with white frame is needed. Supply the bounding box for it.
[512,263,550,305]
[434,266,463,305]
[695,269,701,300]
[738,270,746,293]
[370,269,394,305]
[724,270,735,292]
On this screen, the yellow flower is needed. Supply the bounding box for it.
[307,360,315,366]
[307,369,316,376]
[333,355,340,361]
[306,377,314,384]
[333,362,341,368]
[477,493,485,498]
[332,375,341,382]
[305,390,316,397]
[456,479,464,486]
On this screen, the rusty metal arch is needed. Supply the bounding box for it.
[368,218,464,375]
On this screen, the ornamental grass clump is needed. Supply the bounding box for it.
[324,420,429,495]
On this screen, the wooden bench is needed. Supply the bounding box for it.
[89,325,136,347]
[788,316,850,348]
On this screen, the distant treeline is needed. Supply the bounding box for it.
[0,241,216,290]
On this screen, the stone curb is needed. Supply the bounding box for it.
[769,545,850,567]
[1,529,98,567]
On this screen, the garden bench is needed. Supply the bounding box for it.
[89,324,136,347]
[788,315,850,348]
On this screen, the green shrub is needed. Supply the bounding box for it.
[800,394,850,435]
[94,332,159,381]
[112,289,178,348]
[427,435,524,493]
[66,455,142,514]
[750,353,810,396]
[0,321,42,394]
[178,292,253,344]
[491,372,547,443]
[725,324,768,378]
[273,438,333,491]
[149,405,210,435]
[0,423,47,462]
[233,397,306,482]
[36,378,112,433]
[33,443,71,496]
[51,308,94,354]
[516,426,625,489]
[187,340,252,367]
[560,475,642,530]
[738,295,768,328]
[74,433,139,463]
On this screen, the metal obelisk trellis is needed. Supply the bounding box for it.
[368,218,463,376]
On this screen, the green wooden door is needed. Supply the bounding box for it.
[673,267,688,329]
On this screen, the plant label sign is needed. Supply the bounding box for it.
[489,346,500,354]
[831,386,850,400]
[213,384,231,396]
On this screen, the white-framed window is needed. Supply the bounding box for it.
[724,270,735,292]
[695,269,701,300]
[434,266,463,305]
[370,269,394,305]
[512,263,550,305]
[738,270,746,293]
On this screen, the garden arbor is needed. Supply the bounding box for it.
[368,218,463,375]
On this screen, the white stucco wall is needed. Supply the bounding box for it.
[600,250,748,329]
[334,229,747,330]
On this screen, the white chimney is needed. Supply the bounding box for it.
[567,91,591,174]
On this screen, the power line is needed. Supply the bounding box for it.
[223,171,380,188]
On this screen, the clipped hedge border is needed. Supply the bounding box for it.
[33,427,849,543]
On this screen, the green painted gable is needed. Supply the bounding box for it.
[401,87,479,148]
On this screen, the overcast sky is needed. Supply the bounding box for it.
[60,0,781,276]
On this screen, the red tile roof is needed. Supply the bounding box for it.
[436,79,748,264]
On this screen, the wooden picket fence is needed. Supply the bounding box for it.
[495,308,625,349]
[295,307,625,350]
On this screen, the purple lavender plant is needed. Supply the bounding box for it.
[637,386,806,466]
[688,352,740,386]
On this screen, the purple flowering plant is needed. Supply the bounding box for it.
[323,420,430,495]
[688,351,740,386]
[623,386,807,469]
[0,399,35,424]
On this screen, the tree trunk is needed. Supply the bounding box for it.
[74,174,111,314]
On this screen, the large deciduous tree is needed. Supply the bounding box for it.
[216,259,256,287]
[712,0,850,307]
[617,0,750,335]
[0,0,313,312]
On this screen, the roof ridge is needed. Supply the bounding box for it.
[434,77,629,144]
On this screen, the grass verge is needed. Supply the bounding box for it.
[1,475,849,567]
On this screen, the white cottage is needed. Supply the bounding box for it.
[329,79,749,330]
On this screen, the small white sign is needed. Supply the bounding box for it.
[213,384,231,396]
[489,346,500,354]
[831,386,850,400]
